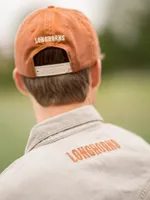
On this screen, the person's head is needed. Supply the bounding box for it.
[13,6,102,121]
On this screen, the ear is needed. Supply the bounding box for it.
[13,68,29,95]
[90,59,102,88]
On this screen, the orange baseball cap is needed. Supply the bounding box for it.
[15,6,101,77]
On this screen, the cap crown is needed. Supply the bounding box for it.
[15,6,100,77]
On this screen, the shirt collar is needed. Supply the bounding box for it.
[25,105,103,153]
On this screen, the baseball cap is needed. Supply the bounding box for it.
[15,6,101,77]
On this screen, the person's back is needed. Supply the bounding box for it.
[1,106,150,200]
[0,5,150,200]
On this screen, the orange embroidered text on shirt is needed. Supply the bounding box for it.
[66,139,121,163]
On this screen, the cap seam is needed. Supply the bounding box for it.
[72,11,94,66]
[44,8,53,35]
[20,9,46,33]
[60,9,78,71]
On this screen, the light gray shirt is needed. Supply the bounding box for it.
[0,105,150,200]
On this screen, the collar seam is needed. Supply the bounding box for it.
[27,119,102,153]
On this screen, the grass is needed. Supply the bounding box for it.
[0,70,150,172]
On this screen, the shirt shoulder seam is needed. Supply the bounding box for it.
[138,178,150,200]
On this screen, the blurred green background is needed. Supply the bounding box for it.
[0,0,150,172]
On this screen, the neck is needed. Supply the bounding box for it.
[32,100,92,123]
